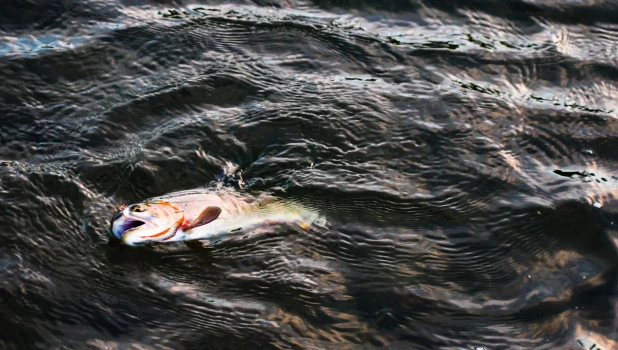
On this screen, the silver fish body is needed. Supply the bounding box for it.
[110,189,320,246]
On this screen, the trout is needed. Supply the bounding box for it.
[110,189,319,246]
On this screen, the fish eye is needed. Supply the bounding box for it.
[130,205,144,213]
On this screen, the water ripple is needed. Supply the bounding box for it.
[2,0,618,349]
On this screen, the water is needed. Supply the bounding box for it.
[1,1,617,349]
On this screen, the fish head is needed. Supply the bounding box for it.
[110,201,185,245]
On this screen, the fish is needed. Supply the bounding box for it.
[110,189,321,246]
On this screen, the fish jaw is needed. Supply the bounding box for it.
[111,214,147,240]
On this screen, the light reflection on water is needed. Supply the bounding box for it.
[1,0,617,349]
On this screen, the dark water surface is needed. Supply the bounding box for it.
[1,0,618,349]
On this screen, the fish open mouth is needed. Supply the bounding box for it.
[110,210,146,239]
[121,219,145,232]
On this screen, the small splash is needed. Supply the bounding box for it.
[213,161,245,189]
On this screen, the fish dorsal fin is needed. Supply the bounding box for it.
[184,206,221,231]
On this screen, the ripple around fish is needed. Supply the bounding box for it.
[480,202,618,313]
[98,232,366,349]
[419,0,618,25]
[296,224,614,348]
[2,1,618,348]
[118,6,385,76]
[0,168,99,263]
[401,41,617,115]
[0,0,122,32]
[0,172,160,347]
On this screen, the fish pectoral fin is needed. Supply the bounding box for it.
[185,206,222,231]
